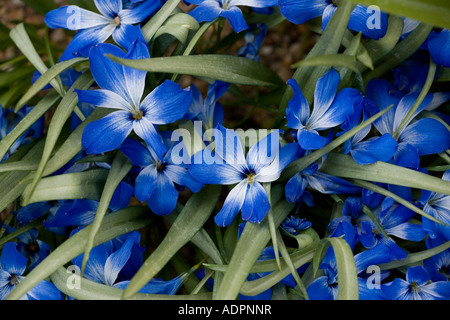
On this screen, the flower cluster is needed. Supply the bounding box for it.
[0,0,449,302]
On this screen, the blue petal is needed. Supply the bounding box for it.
[210,125,247,170]
[109,181,134,211]
[214,180,248,227]
[230,0,278,7]
[279,0,328,25]
[398,118,450,156]
[296,127,329,150]
[134,165,157,203]
[0,243,27,276]
[58,24,115,61]
[285,172,308,203]
[311,87,361,130]
[88,43,130,101]
[82,111,133,154]
[76,88,133,111]
[241,181,270,223]
[393,92,433,133]
[120,37,149,106]
[308,172,361,194]
[45,6,111,30]
[103,234,135,286]
[285,78,310,129]
[119,0,162,24]
[26,280,62,300]
[141,80,192,125]
[164,165,204,193]
[132,117,167,160]
[385,222,427,242]
[348,4,388,40]
[246,131,281,173]
[307,276,336,300]
[428,29,450,68]
[189,1,223,23]
[112,23,147,52]
[220,6,249,33]
[94,0,122,18]
[147,171,179,215]
[188,152,243,185]
[308,69,340,127]
[119,137,154,167]
[350,133,398,165]
[406,266,430,285]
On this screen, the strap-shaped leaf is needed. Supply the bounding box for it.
[0,91,60,162]
[15,57,87,112]
[345,0,450,29]
[80,152,133,275]
[23,71,94,206]
[312,237,359,300]
[107,54,284,87]
[5,206,152,300]
[50,266,212,300]
[319,152,450,196]
[213,198,295,300]
[10,23,64,96]
[22,168,109,204]
[122,184,222,299]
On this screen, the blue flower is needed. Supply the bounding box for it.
[285,146,361,205]
[365,78,450,169]
[416,170,450,241]
[280,216,312,236]
[71,229,186,294]
[0,105,44,162]
[0,242,62,300]
[189,125,298,226]
[307,220,387,300]
[428,29,450,68]
[0,227,51,271]
[187,0,278,33]
[120,137,204,216]
[381,266,450,300]
[285,69,357,150]
[45,0,161,60]
[237,23,268,61]
[423,236,450,282]
[339,96,398,165]
[279,0,388,40]
[76,40,192,158]
[184,81,230,131]
[357,197,428,261]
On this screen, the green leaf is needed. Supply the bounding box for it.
[319,152,450,196]
[23,72,94,206]
[22,168,109,204]
[154,12,199,44]
[0,91,60,162]
[107,54,284,87]
[141,0,181,42]
[291,54,361,75]
[312,237,359,300]
[122,184,222,299]
[49,266,212,300]
[5,206,152,300]
[80,152,133,276]
[213,198,295,300]
[345,0,450,29]
[379,240,450,271]
[15,57,87,112]
[10,23,64,96]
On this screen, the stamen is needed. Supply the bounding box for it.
[114,16,121,26]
